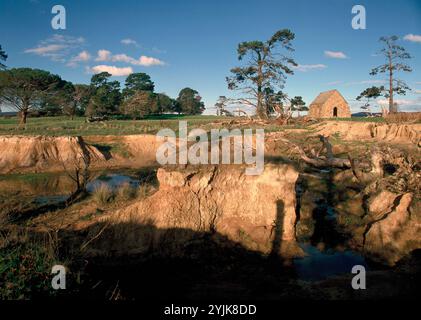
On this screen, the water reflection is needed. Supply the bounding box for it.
[0,168,157,205]
[293,244,368,281]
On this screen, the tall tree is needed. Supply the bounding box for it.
[0,45,7,70]
[123,73,154,99]
[226,29,297,119]
[0,68,62,125]
[177,88,205,115]
[356,86,384,116]
[86,72,121,117]
[121,90,156,119]
[369,36,412,113]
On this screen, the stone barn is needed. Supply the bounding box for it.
[308,89,351,118]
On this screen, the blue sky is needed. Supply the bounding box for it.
[1,0,420,113]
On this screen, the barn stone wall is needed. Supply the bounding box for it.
[308,91,351,118]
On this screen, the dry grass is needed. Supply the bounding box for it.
[137,184,155,199]
[115,182,138,202]
[385,112,421,123]
[92,183,114,206]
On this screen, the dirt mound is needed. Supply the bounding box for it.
[0,136,105,173]
[122,135,162,162]
[96,164,303,258]
[312,121,421,146]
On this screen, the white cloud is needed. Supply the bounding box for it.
[73,50,91,62]
[414,90,421,94]
[95,49,112,61]
[377,98,421,107]
[345,80,386,86]
[292,64,327,72]
[121,38,139,46]
[24,34,86,62]
[403,34,421,43]
[326,81,343,86]
[46,34,85,45]
[89,65,133,76]
[112,53,136,64]
[66,50,91,67]
[324,50,348,59]
[25,44,66,55]
[137,55,165,66]
[98,50,165,66]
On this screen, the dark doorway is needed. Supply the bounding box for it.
[333,107,338,117]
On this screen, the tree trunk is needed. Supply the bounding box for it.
[388,52,396,113]
[256,52,268,120]
[19,110,28,128]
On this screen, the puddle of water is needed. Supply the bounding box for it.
[0,169,156,206]
[86,174,140,192]
[293,244,368,281]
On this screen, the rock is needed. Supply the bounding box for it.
[368,190,399,220]
[365,193,421,265]
[103,164,303,258]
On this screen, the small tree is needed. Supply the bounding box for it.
[0,45,7,70]
[370,36,412,113]
[226,29,297,119]
[214,96,229,116]
[290,96,307,117]
[356,86,384,116]
[0,68,62,126]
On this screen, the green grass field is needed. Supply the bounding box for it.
[0,115,229,136]
[0,115,387,136]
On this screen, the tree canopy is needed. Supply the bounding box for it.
[369,35,412,113]
[290,96,307,115]
[0,68,62,125]
[121,90,157,119]
[176,88,205,115]
[356,86,384,115]
[123,73,155,99]
[86,72,121,117]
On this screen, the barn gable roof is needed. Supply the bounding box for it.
[310,89,345,106]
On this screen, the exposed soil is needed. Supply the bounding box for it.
[0,120,420,300]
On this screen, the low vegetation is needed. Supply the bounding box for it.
[0,115,227,136]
